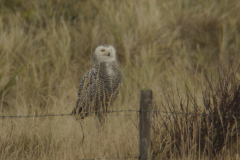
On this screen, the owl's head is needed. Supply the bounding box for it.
[93,45,116,65]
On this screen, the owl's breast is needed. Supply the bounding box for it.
[106,63,115,78]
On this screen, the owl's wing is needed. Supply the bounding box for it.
[112,62,121,100]
[77,68,98,97]
[72,68,98,118]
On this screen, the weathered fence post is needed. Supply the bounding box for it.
[139,90,152,160]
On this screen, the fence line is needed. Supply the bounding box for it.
[76,157,164,160]
[1,109,240,119]
[76,156,139,160]
[76,157,165,160]
[0,110,138,119]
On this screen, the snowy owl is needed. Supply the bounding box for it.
[72,44,121,125]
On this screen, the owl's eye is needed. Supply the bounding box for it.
[101,49,105,52]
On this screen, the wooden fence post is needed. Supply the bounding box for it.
[139,90,152,160]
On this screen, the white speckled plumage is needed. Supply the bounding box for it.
[72,45,121,125]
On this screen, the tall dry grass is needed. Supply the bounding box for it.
[0,0,240,159]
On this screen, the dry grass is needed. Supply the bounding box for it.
[0,0,240,159]
[151,69,240,159]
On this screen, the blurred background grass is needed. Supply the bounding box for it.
[0,0,240,159]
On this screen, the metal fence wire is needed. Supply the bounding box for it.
[1,109,240,119]
[75,157,168,160]
[75,157,164,160]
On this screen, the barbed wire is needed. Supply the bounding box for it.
[0,110,137,119]
[76,157,163,160]
[1,109,240,119]
[76,156,139,160]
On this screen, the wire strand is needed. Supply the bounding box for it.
[1,110,240,119]
[76,157,165,160]
[76,156,139,160]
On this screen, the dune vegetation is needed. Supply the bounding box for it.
[0,0,240,159]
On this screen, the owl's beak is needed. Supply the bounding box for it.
[107,52,110,56]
